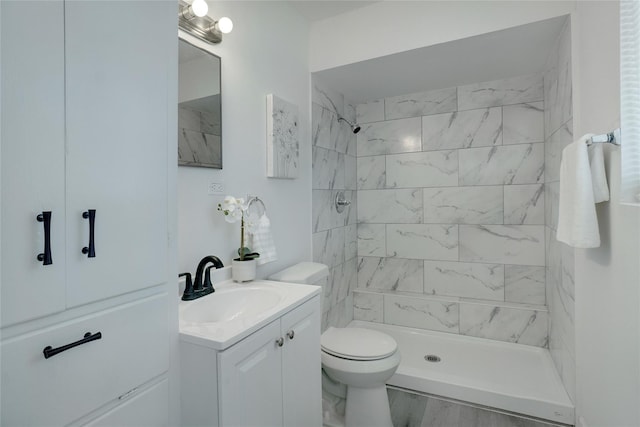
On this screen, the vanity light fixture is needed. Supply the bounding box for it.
[180,0,208,19]
[178,0,233,45]
[215,16,233,34]
[190,0,208,17]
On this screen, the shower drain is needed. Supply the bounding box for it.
[424,354,441,363]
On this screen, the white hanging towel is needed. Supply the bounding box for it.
[556,134,609,248]
[589,142,610,203]
[249,213,278,265]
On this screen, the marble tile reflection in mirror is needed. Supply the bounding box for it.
[178,38,222,168]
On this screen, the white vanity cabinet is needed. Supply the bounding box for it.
[181,295,322,427]
[1,0,176,425]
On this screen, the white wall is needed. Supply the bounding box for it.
[309,0,575,72]
[177,1,311,278]
[572,2,640,426]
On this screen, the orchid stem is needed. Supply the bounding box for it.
[240,216,245,261]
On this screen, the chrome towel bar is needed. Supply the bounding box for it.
[588,128,621,146]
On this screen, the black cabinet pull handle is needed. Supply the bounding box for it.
[43,331,102,359]
[36,211,53,265]
[82,209,96,258]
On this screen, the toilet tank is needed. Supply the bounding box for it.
[269,262,329,286]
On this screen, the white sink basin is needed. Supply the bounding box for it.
[181,286,283,324]
[179,279,321,350]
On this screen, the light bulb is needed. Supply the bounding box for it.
[217,17,233,34]
[191,0,208,17]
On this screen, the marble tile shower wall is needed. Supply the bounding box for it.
[543,18,576,403]
[353,74,549,348]
[312,80,358,331]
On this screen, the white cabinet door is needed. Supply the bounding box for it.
[0,0,66,326]
[64,0,174,307]
[281,297,322,427]
[219,320,284,427]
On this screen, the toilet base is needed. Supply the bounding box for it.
[345,385,392,427]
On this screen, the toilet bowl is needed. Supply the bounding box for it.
[321,327,401,427]
[269,262,401,427]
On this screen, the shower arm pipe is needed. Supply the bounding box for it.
[337,117,354,126]
[337,117,361,134]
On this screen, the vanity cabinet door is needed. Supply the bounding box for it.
[0,0,67,327]
[218,320,284,427]
[281,296,322,427]
[64,0,174,307]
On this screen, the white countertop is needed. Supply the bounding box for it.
[179,279,321,351]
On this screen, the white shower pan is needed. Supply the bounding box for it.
[350,320,574,425]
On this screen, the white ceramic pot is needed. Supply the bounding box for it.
[231,258,257,282]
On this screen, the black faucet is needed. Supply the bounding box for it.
[180,255,224,301]
[194,255,224,291]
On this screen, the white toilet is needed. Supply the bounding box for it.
[270,262,401,427]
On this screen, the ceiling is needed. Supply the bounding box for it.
[288,1,378,22]
[313,15,568,104]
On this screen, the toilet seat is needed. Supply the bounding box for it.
[321,327,398,361]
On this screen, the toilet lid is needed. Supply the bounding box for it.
[321,327,397,361]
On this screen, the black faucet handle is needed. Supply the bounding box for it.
[203,266,216,293]
[179,272,197,301]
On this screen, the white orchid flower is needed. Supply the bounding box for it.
[236,198,247,210]
[218,196,244,223]
[220,196,238,212]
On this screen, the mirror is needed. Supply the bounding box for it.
[178,38,222,168]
